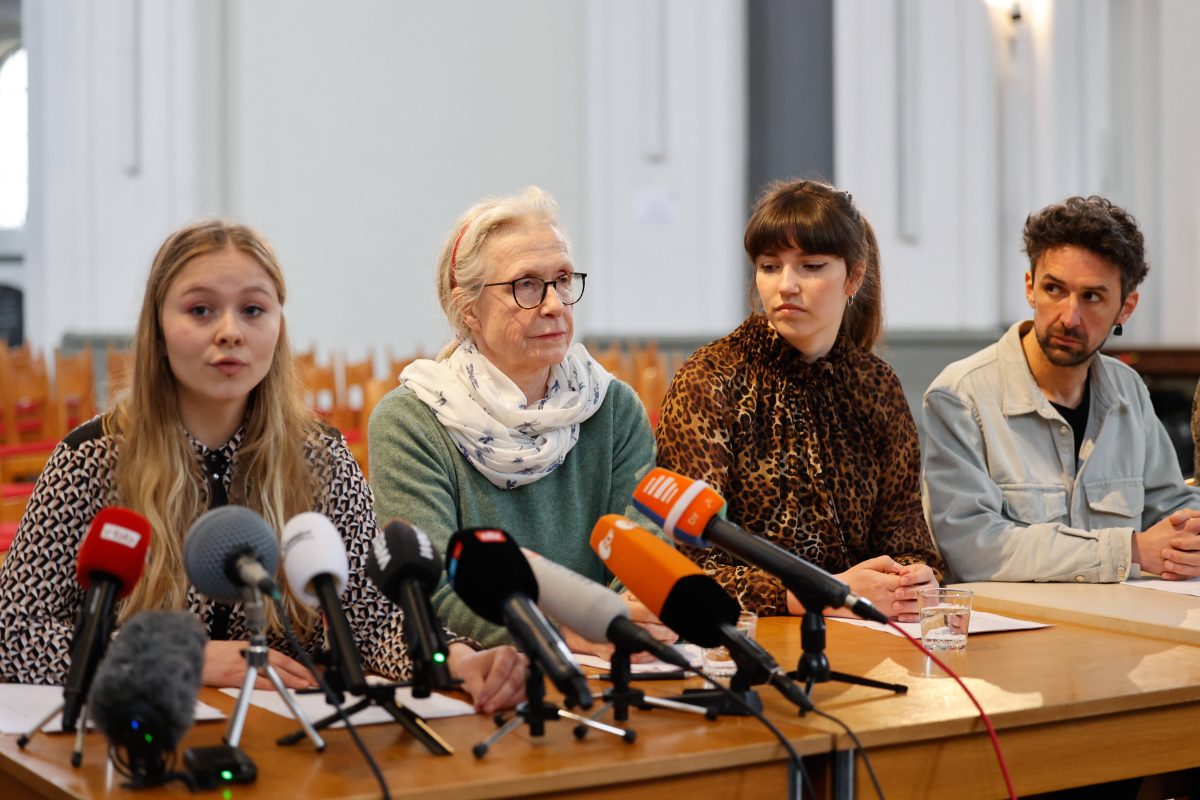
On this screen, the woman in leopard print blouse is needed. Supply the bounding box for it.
[0,220,525,713]
[657,180,943,620]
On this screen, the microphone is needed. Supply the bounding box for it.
[521,549,692,670]
[281,512,367,694]
[365,520,454,696]
[632,468,888,624]
[590,515,812,711]
[62,507,153,731]
[89,611,206,786]
[446,528,592,709]
[588,514,738,648]
[183,506,282,602]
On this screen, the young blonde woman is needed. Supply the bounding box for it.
[0,221,524,713]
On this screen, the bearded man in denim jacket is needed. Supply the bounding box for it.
[922,196,1200,583]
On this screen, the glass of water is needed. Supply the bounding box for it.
[702,610,758,676]
[917,588,973,651]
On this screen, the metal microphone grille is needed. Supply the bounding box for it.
[183,506,280,602]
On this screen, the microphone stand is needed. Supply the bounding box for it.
[276,655,454,755]
[225,587,325,750]
[16,700,95,767]
[578,646,716,737]
[472,661,633,757]
[787,594,907,707]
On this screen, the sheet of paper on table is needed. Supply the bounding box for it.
[218,678,475,726]
[1123,577,1200,597]
[829,610,1050,638]
[574,643,702,674]
[0,683,225,735]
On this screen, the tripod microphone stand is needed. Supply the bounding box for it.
[473,661,633,757]
[276,657,454,754]
[787,595,907,705]
[17,699,95,767]
[225,587,325,750]
[577,646,716,738]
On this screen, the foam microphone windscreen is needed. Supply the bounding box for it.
[89,610,206,753]
[445,528,538,624]
[589,514,738,648]
[76,507,152,598]
[366,519,444,600]
[632,468,727,547]
[183,506,280,603]
[281,512,349,607]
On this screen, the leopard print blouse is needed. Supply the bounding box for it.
[0,415,456,685]
[656,315,942,615]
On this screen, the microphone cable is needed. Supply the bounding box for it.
[804,705,885,800]
[275,600,392,800]
[655,661,816,799]
[888,620,1016,800]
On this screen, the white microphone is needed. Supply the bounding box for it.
[522,550,692,670]
[281,513,366,693]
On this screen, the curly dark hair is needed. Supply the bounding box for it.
[1022,196,1148,299]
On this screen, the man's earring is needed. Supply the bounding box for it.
[1113,323,1124,337]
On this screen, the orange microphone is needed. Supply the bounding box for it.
[589,514,737,648]
[632,468,888,623]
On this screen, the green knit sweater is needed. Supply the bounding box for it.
[367,379,657,647]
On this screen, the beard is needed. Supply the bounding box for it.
[1035,322,1105,368]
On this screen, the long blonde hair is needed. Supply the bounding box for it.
[113,220,319,635]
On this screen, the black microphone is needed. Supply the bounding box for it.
[446,528,592,709]
[522,549,692,670]
[281,512,367,694]
[62,507,153,732]
[365,520,454,696]
[183,506,282,602]
[633,469,889,624]
[89,610,207,786]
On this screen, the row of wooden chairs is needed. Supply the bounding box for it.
[293,348,427,474]
[589,340,686,427]
[1,340,685,552]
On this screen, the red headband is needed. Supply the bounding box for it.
[449,224,468,290]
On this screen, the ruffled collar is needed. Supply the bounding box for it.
[731,314,853,375]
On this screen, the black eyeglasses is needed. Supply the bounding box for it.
[483,273,588,309]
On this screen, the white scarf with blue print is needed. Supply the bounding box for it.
[400,340,613,489]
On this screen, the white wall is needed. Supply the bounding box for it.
[224,1,587,363]
[835,0,1200,345]
[224,0,745,362]
[23,0,222,350]
[21,0,1200,357]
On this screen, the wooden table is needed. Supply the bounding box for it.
[0,644,828,800]
[959,580,1200,645]
[5,606,1200,799]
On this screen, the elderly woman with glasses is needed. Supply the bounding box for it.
[368,186,671,655]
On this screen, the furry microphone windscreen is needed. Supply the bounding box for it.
[90,610,207,754]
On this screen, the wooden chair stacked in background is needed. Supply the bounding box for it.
[296,349,411,475]
[0,342,99,553]
[587,340,685,428]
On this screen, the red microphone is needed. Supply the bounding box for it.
[62,507,152,731]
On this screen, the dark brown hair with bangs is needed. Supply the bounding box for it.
[744,179,883,350]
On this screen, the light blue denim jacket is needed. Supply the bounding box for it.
[921,321,1200,583]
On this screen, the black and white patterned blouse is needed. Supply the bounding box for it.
[0,415,455,685]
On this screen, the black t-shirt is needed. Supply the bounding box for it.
[1051,382,1091,467]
